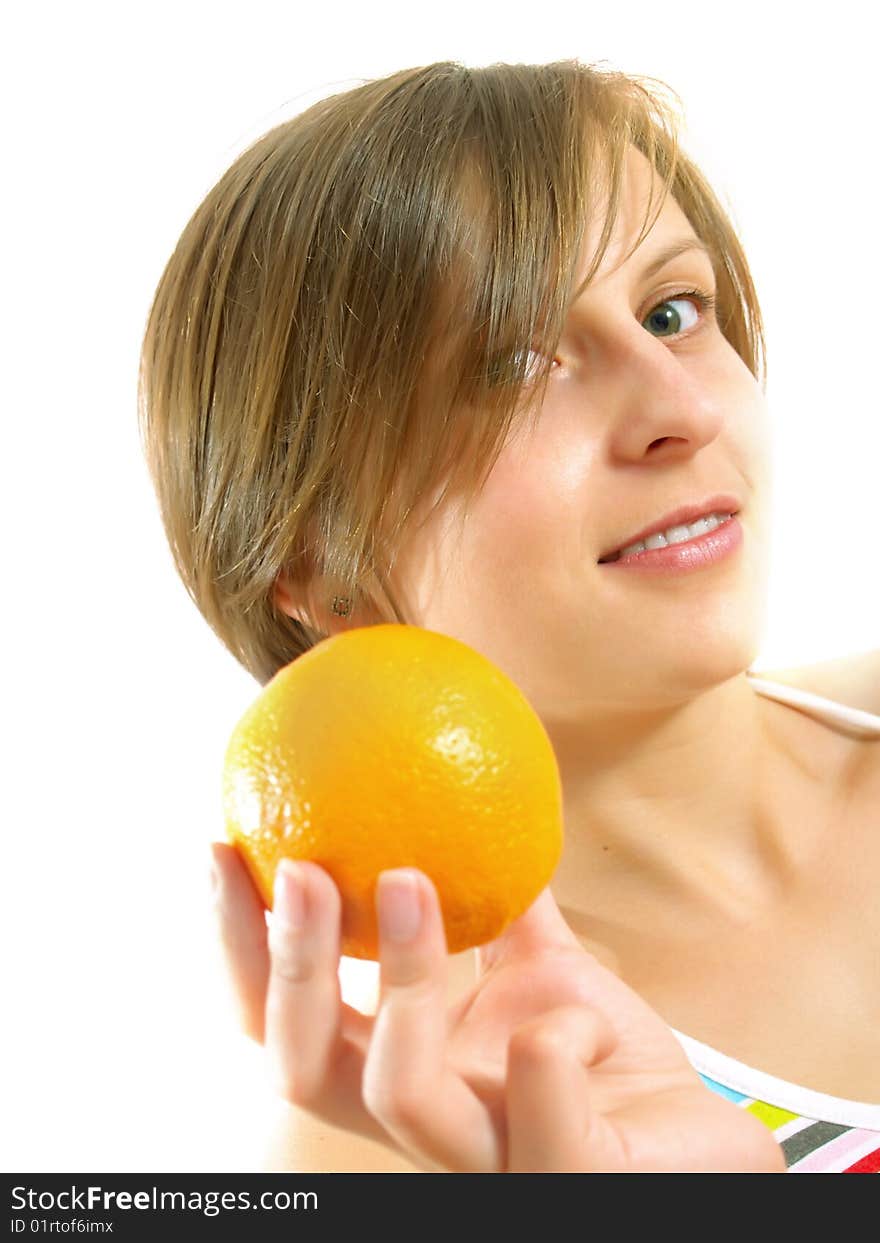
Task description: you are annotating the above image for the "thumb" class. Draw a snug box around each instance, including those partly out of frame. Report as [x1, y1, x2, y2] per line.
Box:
[478, 885, 581, 972]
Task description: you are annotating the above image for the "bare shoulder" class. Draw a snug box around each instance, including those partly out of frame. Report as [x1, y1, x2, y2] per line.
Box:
[752, 648, 880, 716]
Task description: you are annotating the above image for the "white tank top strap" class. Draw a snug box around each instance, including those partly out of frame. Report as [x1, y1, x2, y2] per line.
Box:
[745, 672, 880, 739]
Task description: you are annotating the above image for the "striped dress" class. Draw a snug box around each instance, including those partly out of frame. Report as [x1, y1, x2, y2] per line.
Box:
[669, 674, 880, 1173]
[671, 1028, 880, 1173]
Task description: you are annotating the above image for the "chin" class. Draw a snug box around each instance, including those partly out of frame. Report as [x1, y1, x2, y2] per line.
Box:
[595, 623, 762, 709]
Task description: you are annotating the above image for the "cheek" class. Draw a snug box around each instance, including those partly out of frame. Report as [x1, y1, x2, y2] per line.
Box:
[706, 345, 770, 483]
[471, 430, 597, 563]
[735, 385, 772, 496]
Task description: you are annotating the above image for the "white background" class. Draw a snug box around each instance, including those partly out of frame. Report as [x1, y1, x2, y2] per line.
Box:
[2, 0, 877, 1172]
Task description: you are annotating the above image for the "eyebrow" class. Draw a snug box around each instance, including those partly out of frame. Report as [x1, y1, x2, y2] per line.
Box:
[639, 237, 713, 279]
[568, 236, 713, 306]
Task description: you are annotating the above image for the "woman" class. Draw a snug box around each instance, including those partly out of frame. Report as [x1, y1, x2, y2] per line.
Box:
[139, 59, 880, 1172]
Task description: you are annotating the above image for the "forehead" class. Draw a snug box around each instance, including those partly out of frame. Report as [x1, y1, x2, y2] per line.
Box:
[576, 145, 699, 286]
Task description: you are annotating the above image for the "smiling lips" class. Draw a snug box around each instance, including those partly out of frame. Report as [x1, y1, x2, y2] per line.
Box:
[598, 512, 743, 575]
[597, 493, 742, 563]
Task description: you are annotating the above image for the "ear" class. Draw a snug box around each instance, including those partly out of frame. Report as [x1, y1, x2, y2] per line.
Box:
[273, 571, 332, 634]
[272, 570, 381, 637]
[272, 570, 309, 622]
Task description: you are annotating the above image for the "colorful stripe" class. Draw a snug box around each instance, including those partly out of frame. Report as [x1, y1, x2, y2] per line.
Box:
[697, 1073, 748, 1105]
[700, 1074, 880, 1173]
[788, 1126, 880, 1174]
[845, 1147, 880, 1174]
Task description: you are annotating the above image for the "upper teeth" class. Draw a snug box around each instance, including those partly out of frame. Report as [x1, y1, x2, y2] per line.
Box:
[613, 512, 733, 560]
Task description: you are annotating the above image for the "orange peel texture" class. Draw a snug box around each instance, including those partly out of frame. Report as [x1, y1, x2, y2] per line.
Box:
[223, 624, 564, 959]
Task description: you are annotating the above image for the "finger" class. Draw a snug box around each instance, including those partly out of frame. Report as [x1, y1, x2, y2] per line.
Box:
[478, 885, 581, 973]
[265, 859, 359, 1105]
[210, 841, 271, 1043]
[362, 870, 500, 1172]
[506, 1004, 620, 1173]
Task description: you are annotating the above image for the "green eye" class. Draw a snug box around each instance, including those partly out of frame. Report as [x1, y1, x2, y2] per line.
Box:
[642, 290, 717, 339]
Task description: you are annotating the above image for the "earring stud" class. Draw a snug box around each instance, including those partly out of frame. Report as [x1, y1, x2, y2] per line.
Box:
[330, 595, 352, 617]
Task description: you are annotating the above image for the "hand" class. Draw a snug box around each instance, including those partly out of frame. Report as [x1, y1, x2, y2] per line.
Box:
[210, 843, 786, 1172]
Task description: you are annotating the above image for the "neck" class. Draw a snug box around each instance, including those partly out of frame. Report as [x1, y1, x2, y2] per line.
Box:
[544, 672, 846, 926]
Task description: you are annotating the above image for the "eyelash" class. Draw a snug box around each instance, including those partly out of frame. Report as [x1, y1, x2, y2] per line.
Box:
[649, 286, 717, 336]
[536, 286, 718, 374]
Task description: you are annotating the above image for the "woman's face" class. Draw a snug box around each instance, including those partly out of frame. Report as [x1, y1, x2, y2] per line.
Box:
[388, 145, 772, 730]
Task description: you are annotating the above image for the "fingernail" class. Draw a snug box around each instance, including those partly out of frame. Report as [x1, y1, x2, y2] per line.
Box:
[377, 870, 423, 943]
[274, 860, 307, 930]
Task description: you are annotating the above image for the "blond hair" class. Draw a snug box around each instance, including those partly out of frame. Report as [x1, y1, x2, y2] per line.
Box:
[138, 59, 766, 686]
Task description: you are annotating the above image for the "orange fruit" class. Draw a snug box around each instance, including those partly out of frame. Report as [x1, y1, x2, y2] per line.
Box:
[222, 623, 563, 959]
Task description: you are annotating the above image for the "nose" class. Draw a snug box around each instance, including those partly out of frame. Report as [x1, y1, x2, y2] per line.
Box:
[600, 333, 724, 465]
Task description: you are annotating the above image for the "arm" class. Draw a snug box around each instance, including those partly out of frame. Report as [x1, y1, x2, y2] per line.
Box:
[263, 1102, 423, 1173]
